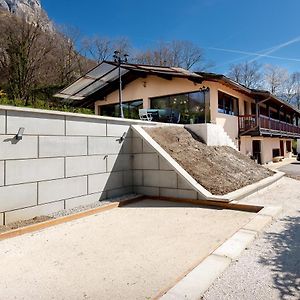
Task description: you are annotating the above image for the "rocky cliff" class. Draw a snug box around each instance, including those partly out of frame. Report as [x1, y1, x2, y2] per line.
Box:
[0, 0, 53, 31]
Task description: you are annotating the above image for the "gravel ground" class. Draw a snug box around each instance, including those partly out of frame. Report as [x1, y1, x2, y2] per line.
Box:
[203, 176, 300, 300]
[0, 194, 139, 233]
[0, 200, 254, 300]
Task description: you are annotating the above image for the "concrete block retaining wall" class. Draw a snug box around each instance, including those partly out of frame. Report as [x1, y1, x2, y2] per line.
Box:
[131, 129, 200, 200]
[0, 106, 159, 225]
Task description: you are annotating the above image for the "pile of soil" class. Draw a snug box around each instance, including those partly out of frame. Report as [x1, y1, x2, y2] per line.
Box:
[145, 126, 274, 195]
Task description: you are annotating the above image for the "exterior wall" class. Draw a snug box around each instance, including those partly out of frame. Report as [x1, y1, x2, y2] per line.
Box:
[95, 77, 254, 149]
[0, 106, 159, 225]
[240, 136, 293, 164]
[96, 76, 204, 113]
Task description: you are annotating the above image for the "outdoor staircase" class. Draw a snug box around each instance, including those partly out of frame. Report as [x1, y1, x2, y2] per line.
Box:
[184, 124, 238, 151]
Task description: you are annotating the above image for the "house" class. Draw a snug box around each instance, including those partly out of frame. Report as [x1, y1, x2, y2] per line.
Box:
[55, 61, 300, 164]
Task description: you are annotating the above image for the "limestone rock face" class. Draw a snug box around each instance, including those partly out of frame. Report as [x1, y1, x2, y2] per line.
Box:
[0, 0, 53, 31]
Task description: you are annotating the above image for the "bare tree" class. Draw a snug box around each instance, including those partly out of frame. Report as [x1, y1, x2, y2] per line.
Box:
[82, 36, 132, 63]
[291, 72, 300, 108]
[0, 14, 56, 102]
[52, 25, 89, 85]
[227, 61, 262, 89]
[263, 64, 289, 95]
[134, 40, 207, 70]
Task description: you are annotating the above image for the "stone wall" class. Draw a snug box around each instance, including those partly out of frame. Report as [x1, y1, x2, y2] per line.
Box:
[0, 106, 157, 225]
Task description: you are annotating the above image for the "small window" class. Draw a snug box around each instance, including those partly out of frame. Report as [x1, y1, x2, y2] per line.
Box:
[218, 91, 239, 116]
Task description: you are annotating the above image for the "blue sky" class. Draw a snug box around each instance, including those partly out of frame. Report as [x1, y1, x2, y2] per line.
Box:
[43, 0, 300, 74]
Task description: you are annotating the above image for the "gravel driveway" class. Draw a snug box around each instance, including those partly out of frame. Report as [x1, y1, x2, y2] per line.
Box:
[279, 161, 300, 180]
[203, 176, 300, 300]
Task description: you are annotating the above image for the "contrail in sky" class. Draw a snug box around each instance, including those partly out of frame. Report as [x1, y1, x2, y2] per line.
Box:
[207, 35, 300, 70]
[207, 36, 300, 70]
[248, 35, 300, 63]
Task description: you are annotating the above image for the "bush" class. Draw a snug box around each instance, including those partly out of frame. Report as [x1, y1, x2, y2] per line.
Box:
[0, 96, 94, 115]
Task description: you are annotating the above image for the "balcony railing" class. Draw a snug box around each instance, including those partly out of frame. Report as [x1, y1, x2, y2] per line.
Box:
[239, 114, 300, 135]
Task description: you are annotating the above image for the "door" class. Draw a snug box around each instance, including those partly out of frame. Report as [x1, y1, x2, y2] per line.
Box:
[280, 140, 284, 156]
[252, 140, 262, 164]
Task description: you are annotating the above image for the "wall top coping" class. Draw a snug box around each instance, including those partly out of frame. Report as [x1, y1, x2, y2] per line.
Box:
[0, 105, 160, 125]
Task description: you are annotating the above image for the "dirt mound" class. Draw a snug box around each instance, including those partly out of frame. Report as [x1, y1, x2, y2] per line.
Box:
[145, 126, 274, 195]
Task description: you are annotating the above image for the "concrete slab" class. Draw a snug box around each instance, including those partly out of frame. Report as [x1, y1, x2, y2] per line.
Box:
[243, 215, 273, 233]
[213, 229, 257, 260]
[160, 254, 231, 300]
[0, 199, 254, 300]
[258, 206, 283, 219]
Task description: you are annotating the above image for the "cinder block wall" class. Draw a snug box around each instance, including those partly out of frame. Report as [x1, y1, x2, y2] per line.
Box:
[0, 106, 157, 225]
[132, 130, 199, 200]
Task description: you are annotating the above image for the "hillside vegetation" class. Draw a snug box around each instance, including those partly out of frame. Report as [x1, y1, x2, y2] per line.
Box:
[0, 10, 95, 112]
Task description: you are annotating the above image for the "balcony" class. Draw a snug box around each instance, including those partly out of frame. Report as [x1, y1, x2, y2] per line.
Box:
[238, 114, 300, 138]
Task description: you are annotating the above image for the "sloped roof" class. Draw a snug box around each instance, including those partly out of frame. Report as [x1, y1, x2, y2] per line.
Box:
[54, 61, 203, 101]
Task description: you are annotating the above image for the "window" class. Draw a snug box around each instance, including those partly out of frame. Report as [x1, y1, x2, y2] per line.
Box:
[218, 91, 239, 116]
[101, 99, 143, 119]
[150, 90, 210, 124]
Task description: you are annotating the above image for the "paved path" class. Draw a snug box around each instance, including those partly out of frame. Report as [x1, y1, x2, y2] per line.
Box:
[203, 177, 300, 300]
[0, 200, 254, 300]
[278, 161, 300, 179]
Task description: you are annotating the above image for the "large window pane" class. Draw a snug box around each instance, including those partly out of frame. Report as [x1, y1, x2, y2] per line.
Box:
[100, 99, 143, 119]
[218, 91, 239, 116]
[150, 90, 210, 124]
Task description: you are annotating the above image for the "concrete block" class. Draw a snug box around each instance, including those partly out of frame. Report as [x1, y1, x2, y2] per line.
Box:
[5, 201, 64, 224]
[38, 176, 87, 204]
[0, 110, 5, 134]
[123, 170, 133, 186]
[161, 254, 231, 300]
[6, 158, 64, 185]
[143, 140, 156, 153]
[88, 173, 109, 194]
[0, 183, 37, 212]
[66, 155, 106, 177]
[66, 116, 106, 136]
[132, 137, 143, 153]
[143, 170, 177, 188]
[39, 136, 87, 158]
[65, 192, 106, 209]
[107, 186, 133, 199]
[0, 135, 38, 160]
[258, 206, 282, 219]
[107, 122, 131, 137]
[178, 175, 193, 190]
[121, 137, 132, 154]
[0, 161, 4, 186]
[160, 188, 197, 199]
[88, 172, 123, 194]
[107, 154, 132, 172]
[7, 111, 65, 135]
[88, 137, 126, 155]
[133, 153, 159, 170]
[134, 186, 159, 196]
[159, 156, 173, 171]
[213, 229, 257, 260]
[243, 215, 273, 232]
[133, 170, 143, 186]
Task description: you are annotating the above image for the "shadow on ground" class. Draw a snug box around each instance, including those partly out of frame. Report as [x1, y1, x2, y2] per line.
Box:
[121, 199, 223, 210]
[259, 213, 300, 300]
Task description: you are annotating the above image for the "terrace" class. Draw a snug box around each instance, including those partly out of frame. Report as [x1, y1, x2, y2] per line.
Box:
[239, 114, 300, 138]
